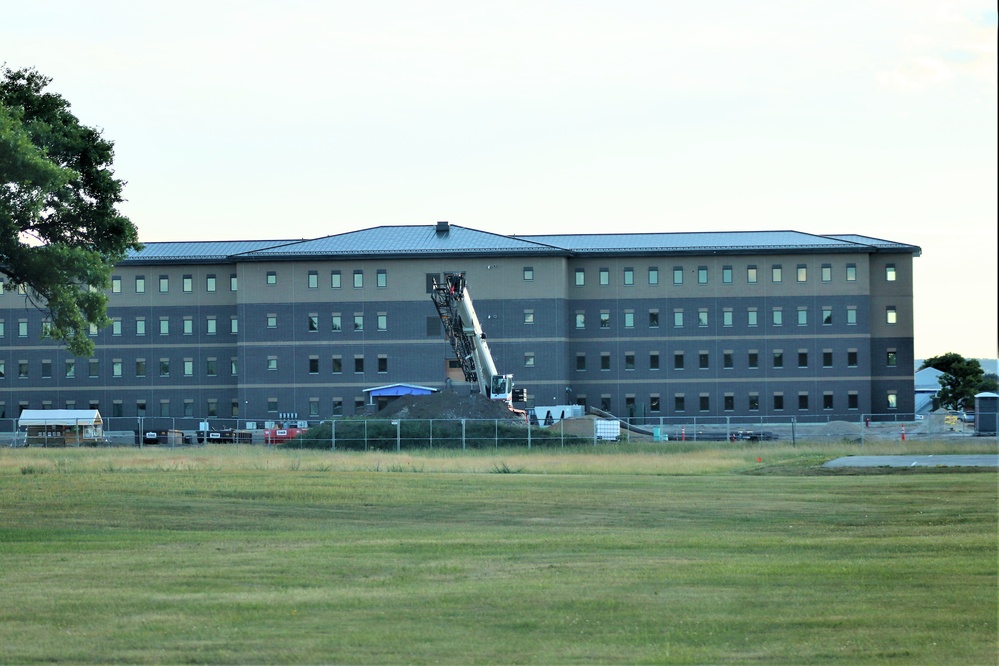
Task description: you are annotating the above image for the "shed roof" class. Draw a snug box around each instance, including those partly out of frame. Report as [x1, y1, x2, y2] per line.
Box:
[18, 410, 103, 427]
[363, 383, 439, 397]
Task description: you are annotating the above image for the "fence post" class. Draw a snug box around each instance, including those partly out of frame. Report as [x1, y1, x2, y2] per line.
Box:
[396, 420, 401, 452]
[495, 419, 498, 449]
[331, 419, 336, 451]
[527, 419, 531, 449]
[461, 419, 466, 451]
[364, 420, 368, 452]
[429, 419, 433, 450]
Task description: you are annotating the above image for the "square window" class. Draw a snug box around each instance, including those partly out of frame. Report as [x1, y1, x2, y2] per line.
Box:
[886, 306, 897, 324]
[524, 352, 535, 367]
[267, 315, 277, 328]
[523, 267, 534, 281]
[266, 271, 277, 285]
[524, 310, 534, 324]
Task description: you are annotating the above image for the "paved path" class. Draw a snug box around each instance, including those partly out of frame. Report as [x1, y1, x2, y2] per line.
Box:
[823, 454, 999, 468]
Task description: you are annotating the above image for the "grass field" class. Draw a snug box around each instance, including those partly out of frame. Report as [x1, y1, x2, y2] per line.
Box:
[1, 441, 996, 664]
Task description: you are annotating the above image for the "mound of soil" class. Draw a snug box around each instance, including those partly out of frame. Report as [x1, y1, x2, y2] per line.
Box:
[374, 390, 523, 421]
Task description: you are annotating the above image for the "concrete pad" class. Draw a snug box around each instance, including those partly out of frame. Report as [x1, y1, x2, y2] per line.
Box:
[823, 454, 999, 468]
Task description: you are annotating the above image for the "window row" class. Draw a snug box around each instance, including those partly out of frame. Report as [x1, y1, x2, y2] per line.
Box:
[105, 268, 391, 295]
[570, 263, 899, 287]
[588, 390, 900, 414]
[564, 348, 903, 372]
[572, 305, 898, 330]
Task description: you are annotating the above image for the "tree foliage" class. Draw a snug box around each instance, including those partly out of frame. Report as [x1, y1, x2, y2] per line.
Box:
[1, 66, 140, 356]
[919, 352, 988, 411]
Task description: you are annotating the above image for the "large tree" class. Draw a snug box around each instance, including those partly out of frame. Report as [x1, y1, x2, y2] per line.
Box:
[919, 352, 988, 411]
[0, 66, 140, 356]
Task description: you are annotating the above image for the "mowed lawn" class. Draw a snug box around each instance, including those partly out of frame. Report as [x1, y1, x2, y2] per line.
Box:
[0, 446, 996, 664]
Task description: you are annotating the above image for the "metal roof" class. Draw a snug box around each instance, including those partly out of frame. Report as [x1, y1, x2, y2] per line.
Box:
[118, 224, 920, 264]
[242, 225, 558, 258]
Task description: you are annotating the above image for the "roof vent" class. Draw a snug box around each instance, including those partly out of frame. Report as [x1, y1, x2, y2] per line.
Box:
[435, 221, 450, 234]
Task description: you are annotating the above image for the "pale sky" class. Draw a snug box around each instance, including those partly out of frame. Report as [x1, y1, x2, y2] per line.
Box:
[3, 1, 997, 360]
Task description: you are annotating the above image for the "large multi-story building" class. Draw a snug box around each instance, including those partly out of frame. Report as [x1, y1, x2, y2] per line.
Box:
[1, 221, 920, 424]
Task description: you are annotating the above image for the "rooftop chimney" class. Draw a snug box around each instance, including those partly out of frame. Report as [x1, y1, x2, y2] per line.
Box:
[435, 220, 450, 234]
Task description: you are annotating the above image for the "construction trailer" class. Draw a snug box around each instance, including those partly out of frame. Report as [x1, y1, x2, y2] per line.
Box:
[17, 410, 104, 447]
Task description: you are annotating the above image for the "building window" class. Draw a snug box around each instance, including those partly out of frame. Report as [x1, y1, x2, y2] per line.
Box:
[266, 357, 277, 371]
[266, 271, 277, 285]
[673, 310, 683, 328]
[575, 312, 585, 329]
[697, 266, 708, 284]
[774, 393, 784, 410]
[847, 307, 857, 325]
[354, 356, 364, 373]
[650, 395, 661, 413]
[599, 311, 610, 329]
[624, 311, 634, 328]
[111, 276, 121, 293]
[309, 356, 319, 374]
[623, 268, 634, 286]
[377, 313, 387, 331]
[624, 353, 635, 371]
[159, 275, 169, 293]
[699, 352, 709, 369]
[887, 392, 898, 410]
[674, 351, 684, 370]
[771, 265, 782, 283]
[378, 356, 388, 373]
[748, 393, 759, 411]
[18, 361, 28, 378]
[721, 265, 733, 284]
[135, 276, 145, 293]
[135, 359, 146, 377]
[886, 349, 897, 367]
[331, 270, 341, 289]
[308, 271, 319, 289]
[230, 359, 238, 376]
[699, 395, 710, 412]
[823, 350, 833, 367]
[772, 308, 783, 326]
[207, 274, 216, 292]
[207, 317, 217, 335]
[377, 269, 387, 288]
[183, 318, 193, 335]
[848, 392, 859, 410]
[576, 353, 586, 371]
[722, 309, 733, 327]
[674, 395, 685, 412]
[650, 352, 660, 370]
[822, 308, 832, 325]
[332, 314, 342, 332]
[160, 401, 170, 417]
[821, 264, 831, 282]
[773, 351, 784, 369]
[524, 352, 535, 367]
[112, 360, 123, 378]
[886, 306, 897, 324]
[523, 267, 534, 281]
[88, 359, 99, 378]
[111, 319, 122, 336]
[823, 393, 834, 410]
[206, 358, 217, 376]
[230, 317, 238, 334]
[724, 394, 734, 411]
[184, 359, 193, 377]
[182, 275, 193, 292]
[648, 267, 659, 285]
[354, 314, 364, 331]
[575, 268, 585, 286]
[798, 351, 808, 368]
[798, 393, 809, 410]
[796, 265, 807, 282]
[697, 309, 708, 327]
[648, 310, 659, 328]
[723, 351, 733, 369]
[184, 400, 193, 417]
[65, 359, 75, 378]
[797, 308, 807, 326]
[267, 314, 277, 328]
[230, 274, 238, 291]
[886, 264, 896, 281]
[353, 270, 363, 288]
[159, 318, 169, 335]
[524, 309, 534, 325]
[308, 314, 319, 332]
[747, 265, 757, 284]
[847, 350, 858, 367]
[748, 351, 759, 369]
[600, 353, 610, 371]
[332, 356, 342, 373]
[599, 268, 609, 286]
[18, 320, 27, 337]
[846, 263, 857, 281]
[673, 267, 683, 285]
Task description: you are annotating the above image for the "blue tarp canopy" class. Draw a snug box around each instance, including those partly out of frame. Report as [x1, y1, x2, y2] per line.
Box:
[363, 383, 438, 398]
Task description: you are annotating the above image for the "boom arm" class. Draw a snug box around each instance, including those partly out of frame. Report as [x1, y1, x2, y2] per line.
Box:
[431, 273, 513, 403]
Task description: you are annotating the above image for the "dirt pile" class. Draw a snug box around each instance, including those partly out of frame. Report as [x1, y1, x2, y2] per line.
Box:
[374, 390, 523, 421]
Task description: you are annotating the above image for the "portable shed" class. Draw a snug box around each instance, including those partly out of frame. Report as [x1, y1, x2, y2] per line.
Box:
[17, 410, 104, 446]
[363, 383, 438, 410]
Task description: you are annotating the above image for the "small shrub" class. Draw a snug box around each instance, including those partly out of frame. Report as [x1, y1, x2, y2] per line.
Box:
[20, 465, 45, 475]
[492, 461, 523, 474]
